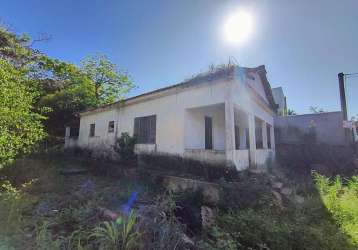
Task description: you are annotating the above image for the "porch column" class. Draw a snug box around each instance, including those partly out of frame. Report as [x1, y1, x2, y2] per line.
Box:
[262, 121, 268, 149]
[225, 101, 235, 165]
[248, 114, 257, 166]
[65, 126, 70, 148]
[270, 124, 276, 150]
[239, 127, 247, 149]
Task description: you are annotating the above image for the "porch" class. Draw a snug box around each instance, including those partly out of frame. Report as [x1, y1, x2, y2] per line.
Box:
[184, 102, 275, 170]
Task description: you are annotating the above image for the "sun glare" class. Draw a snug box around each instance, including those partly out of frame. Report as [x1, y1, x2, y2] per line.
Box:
[224, 10, 253, 45]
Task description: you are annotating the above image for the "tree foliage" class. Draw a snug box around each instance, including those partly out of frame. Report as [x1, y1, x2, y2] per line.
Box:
[0, 24, 134, 138]
[0, 23, 135, 163]
[287, 109, 297, 115]
[81, 54, 134, 104]
[0, 59, 46, 167]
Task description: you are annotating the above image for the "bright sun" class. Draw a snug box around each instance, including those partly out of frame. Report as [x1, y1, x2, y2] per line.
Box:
[224, 10, 253, 44]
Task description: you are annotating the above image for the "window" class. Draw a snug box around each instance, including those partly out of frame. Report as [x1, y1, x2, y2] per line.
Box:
[108, 121, 115, 133]
[267, 123, 272, 149]
[235, 125, 240, 150]
[70, 127, 79, 138]
[134, 115, 156, 144]
[205, 116, 213, 150]
[89, 123, 95, 137]
[255, 117, 263, 149]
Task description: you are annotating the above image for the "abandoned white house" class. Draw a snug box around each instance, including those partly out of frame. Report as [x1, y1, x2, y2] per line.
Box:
[65, 65, 278, 170]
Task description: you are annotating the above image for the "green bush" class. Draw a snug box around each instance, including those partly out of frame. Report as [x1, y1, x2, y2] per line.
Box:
[90, 211, 140, 250]
[314, 173, 358, 245]
[218, 172, 274, 211]
[113, 133, 137, 161]
[204, 207, 354, 250]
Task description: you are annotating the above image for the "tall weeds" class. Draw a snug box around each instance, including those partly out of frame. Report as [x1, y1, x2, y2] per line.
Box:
[314, 172, 358, 245]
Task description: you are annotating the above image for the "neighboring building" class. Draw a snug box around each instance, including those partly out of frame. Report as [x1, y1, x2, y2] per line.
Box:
[65, 65, 278, 170]
[272, 87, 287, 116]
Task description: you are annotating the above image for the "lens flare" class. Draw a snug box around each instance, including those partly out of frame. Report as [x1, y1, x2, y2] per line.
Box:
[224, 10, 253, 44]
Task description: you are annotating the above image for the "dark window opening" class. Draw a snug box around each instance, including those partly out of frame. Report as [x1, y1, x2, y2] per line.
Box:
[89, 123, 95, 137]
[255, 118, 263, 149]
[267, 123, 272, 149]
[108, 121, 115, 133]
[134, 115, 156, 144]
[205, 116, 213, 150]
[246, 128, 250, 149]
[235, 125, 240, 150]
[70, 127, 79, 138]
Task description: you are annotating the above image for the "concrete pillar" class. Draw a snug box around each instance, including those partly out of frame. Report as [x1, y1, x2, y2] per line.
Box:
[262, 121, 268, 149]
[65, 126, 71, 137]
[225, 101, 235, 164]
[270, 124, 275, 150]
[248, 114, 256, 166]
[239, 126, 247, 149]
[65, 126, 70, 148]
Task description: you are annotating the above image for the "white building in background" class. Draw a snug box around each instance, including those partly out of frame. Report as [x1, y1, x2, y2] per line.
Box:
[65, 65, 278, 170]
[272, 87, 287, 116]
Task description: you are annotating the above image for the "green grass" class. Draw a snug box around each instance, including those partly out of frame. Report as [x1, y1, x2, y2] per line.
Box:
[1, 149, 358, 250]
[201, 172, 358, 250]
[314, 173, 358, 246]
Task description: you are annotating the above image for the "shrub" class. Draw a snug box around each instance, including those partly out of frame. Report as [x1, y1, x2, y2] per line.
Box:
[0, 180, 29, 235]
[218, 172, 274, 211]
[314, 173, 358, 246]
[90, 211, 140, 250]
[113, 133, 137, 161]
[0, 59, 46, 168]
[276, 144, 357, 179]
[139, 192, 188, 250]
[205, 208, 354, 250]
[35, 221, 61, 250]
[199, 226, 238, 250]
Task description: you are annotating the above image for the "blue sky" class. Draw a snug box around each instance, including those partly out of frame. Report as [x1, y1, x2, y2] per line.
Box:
[1, 0, 358, 117]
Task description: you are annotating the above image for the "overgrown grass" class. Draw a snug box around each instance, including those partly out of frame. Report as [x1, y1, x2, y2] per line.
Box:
[314, 173, 358, 246]
[1, 148, 358, 250]
[201, 171, 358, 250]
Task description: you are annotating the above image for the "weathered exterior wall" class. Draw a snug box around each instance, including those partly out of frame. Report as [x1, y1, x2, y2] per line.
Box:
[74, 66, 276, 170]
[274, 111, 347, 146]
[233, 149, 249, 170]
[183, 149, 226, 164]
[78, 79, 231, 155]
[256, 149, 275, 166]
[78, 109, 118, 149]
[184, 104, 225, 150]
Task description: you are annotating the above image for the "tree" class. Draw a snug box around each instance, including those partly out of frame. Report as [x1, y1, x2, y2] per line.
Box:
[81, 54, 134, 104]
[0, 59, 46, 167]
[309, 106, 325, 114]
[287, 109, 297, 115]
[0, 25, 135, 139]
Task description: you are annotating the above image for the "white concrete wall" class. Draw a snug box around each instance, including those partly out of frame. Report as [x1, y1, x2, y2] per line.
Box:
[184, 104, 225, 150]
[256, 149, 275, 166]
[245, 71, 269, 104]
[183, 149, 226, 164]
[233, 149, 249, 170]
[76, 66, 276, 169]
[78, 109, 118, 149]
[79, 79, 232, 155]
